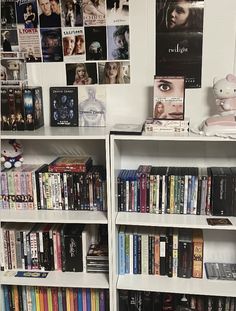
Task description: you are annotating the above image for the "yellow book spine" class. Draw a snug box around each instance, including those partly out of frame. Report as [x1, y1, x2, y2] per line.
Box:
[91, 288, 96, 311]
[66, 288, 71, 311]
[35, 287, 40, 311]
[47, 288, 53, 311]
[70, 288, 74, 311]
[13, 285, 19, 311]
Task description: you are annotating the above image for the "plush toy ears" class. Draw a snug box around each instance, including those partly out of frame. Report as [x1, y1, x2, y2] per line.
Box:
[226, 74, 236, 82]
[213, 77, 221, 84]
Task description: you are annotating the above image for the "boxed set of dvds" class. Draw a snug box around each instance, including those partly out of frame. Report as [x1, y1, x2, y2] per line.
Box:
[1, 86, 44, 131]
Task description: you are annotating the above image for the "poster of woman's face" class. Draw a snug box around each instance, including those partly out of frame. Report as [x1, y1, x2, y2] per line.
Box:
[153, 76, 185, 120]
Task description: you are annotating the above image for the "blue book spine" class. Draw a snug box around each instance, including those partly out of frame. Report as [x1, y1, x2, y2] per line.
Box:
[133, 233, 138, 274]
[58, 288, 63, 311]
[86, 288, 91, 311]
[118, 226, 125, 275]
[99, 289, 105, 311]
[78, 288, 83, 311]
[22, 286, 27, 311]
[125, 232, 130, 274]
[3, 286, 10, 311]
[31, 287, 36, 311]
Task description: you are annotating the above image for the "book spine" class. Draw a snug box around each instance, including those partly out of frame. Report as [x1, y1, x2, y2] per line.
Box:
[118, 227, 125, 275]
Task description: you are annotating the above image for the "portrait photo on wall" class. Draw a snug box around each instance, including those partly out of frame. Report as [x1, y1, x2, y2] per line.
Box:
[153, 76, 185, 120]
[40, 28, 63, 62]
[78, 85, 106, 127]
[82, 0, 106, 26]
[106, 0, 129, 25]
[61, 0, 83, 27]
[66, 62, 98, 85]
[62, 27, 85, 61]
[85, 26, 107, 61]
[15, 0, 38, 29]
[98, 61, 130, 84]
[1, 30, 19, 52]
[107, 25, 129, 60]
[18, 28, 42, 62]
[37, 0, 62, 28]
[1, 0, 17, 29]
[156, 0, 204, 88]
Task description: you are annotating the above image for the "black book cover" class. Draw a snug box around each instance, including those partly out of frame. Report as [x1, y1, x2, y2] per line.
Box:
[50, 87, 78, 127]
[33, 87, 44, 129]
[23, 88, 35, 130]
[1, 87, 10, 130]
[230, 167, 236, 216]
[62, 224, 85, 272]
[42, 224, 52, 271]
[167, 227, 173, 277]
[119, 290, 130, 311]
[14, 87, 25, 130]
[35, 164, 48, 210]
[160, 228, 167, 275]
[178, 228, 192, 278]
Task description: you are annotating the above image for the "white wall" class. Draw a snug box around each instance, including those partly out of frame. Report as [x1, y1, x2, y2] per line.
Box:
[27, 0, 236, 127]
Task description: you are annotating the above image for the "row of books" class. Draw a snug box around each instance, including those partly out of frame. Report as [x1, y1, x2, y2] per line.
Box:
[3, 286, 109, 311]
[144, 118, 190, 134]
[117, 166, 236, 216]
[118, 226, 203, 278]
[1, 86, 44, 131]
[119, 290, 235, 311]
[1, 223, 108, 273]
[1, 156, 107, 211]
[205, 262, 236, 281]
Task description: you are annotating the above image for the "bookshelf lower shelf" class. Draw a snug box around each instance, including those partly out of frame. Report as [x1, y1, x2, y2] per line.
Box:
[117, 275, 236, 297]
[0, 271, 109, 289]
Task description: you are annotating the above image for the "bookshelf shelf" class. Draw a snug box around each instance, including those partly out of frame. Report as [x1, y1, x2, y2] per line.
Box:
[0, 210, 108, 224]
[116, 212, 236, 230]
[117, 274, 236, 297]
[0, 271, 109, 289]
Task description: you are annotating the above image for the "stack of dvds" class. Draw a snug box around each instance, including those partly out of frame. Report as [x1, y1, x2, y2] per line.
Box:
[86, 243, 109, 273]
[144, 118, 189, 134]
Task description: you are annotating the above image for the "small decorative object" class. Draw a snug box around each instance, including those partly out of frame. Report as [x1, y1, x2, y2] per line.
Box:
[199, 74, 236, 136]
[1, 139, 23, 168]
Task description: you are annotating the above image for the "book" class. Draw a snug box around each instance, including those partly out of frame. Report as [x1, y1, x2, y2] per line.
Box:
[50, 87, 78, 127]
[48, 156, 92, 173]
[178, 228, 192, 278]
[110, 123, 143, 135]
[192, 229, 203, 278]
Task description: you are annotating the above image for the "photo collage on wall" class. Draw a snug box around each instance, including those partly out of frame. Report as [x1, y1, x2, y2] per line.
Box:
[1, 0, 130, 85]
[155, 0, 204, 88]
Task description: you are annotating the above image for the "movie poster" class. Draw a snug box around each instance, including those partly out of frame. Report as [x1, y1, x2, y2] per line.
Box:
[153, 76, 185, 120]
[1, 29, 19, 52]
[61, 0, 83, 27]
[82, 0, 106, 26]
[66, 62, 98, 85]
[1, 52, 27, 85]
[18, 28, 42, 62]
[62, 27, 85, 62]
[106, 0, 129, 25]
[107, 25, 129, 60]
[40, 28, 63, 62]
[78, 85, 106, 127]
[1, 0, 17, 29]
[85, 26, 107, 61]
[156, 0, 204, 88]
[98, 61, 130, 84]
[15, 0, 38, 29]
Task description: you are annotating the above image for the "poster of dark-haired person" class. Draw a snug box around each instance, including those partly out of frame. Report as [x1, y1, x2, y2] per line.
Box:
[85, 26, 107, 60]
[40, 28, 63, 62]
[156, 0, 204, 88]
[16, 0, 38, 29]
[1, 0, 17, 29]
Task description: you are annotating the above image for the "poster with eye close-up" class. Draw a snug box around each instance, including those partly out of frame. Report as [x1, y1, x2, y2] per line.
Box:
[156, 0, 204, 88]
[153, 76, 185, 120]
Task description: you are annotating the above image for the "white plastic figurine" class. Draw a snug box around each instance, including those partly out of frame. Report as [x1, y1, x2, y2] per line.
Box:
[200, 74, 236, 137]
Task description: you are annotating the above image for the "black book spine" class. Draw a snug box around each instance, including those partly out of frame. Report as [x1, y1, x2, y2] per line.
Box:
[167, 228, 173, 277]
[178, 240, 192, 278]
[160, 232, 166, 276]
[42, 231, 52, 271]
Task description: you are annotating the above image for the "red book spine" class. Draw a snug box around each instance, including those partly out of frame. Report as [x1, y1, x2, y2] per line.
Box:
[52, 287, 59, 311]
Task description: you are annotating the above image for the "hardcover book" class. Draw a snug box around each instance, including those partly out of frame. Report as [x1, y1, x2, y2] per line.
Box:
[50, 87, 78, 127]
[48, 156, 92, 173]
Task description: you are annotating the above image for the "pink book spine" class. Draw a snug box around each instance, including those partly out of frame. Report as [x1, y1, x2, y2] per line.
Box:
[43, 287, 49, 311]
[82, 288, 87, 310]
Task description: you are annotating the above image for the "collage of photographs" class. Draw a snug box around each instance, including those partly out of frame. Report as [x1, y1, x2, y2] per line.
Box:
[1, 0, 130, 85]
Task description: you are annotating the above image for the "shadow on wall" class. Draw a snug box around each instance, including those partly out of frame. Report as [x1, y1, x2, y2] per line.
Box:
[206, 86, 217, 116]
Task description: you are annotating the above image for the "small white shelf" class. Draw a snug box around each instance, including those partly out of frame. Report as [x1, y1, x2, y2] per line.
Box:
[0, 210, 108, 224]
[117, 274, 236, 297]
[1, 126, 110, 140]
[112, 132, 236, 142]
[0, 271, 109, 288]
[116, 212, 236, 230]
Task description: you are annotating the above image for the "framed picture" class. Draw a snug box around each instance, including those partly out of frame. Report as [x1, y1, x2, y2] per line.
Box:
[153, 76, 185, 120]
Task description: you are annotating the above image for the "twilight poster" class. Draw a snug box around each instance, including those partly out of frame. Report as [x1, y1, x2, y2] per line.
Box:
[156, 0, 204, 88]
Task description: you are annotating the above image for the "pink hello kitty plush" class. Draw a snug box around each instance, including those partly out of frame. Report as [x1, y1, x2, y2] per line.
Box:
[1, 140, 24, 168]
[213, 74, 236, 114]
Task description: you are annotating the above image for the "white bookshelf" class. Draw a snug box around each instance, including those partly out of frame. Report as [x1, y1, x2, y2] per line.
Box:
[0, 130, 112, 309]
[110, 135, 236, 311]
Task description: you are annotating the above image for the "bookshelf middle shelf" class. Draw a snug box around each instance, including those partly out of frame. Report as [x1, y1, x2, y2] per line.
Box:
[115, 212, 236, 230]
[0, 210, 108, 224]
